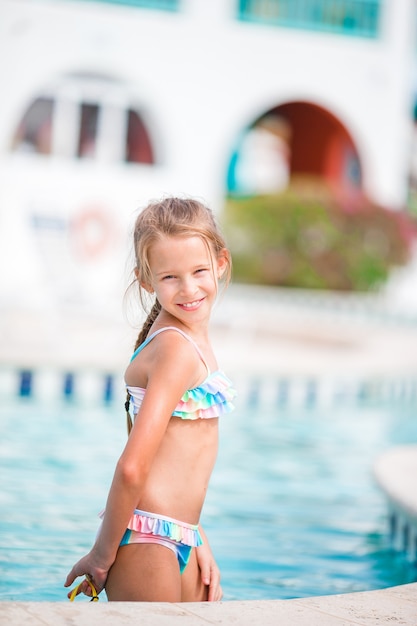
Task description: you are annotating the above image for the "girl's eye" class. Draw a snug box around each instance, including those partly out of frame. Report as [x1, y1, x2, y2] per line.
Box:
[195, 268, 208, 274]
[162, 275, 175, 280]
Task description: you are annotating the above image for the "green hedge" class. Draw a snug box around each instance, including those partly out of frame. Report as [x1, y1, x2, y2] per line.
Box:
[224, 183, 415, 291]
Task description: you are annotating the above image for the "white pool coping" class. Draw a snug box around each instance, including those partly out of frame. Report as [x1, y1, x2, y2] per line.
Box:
[374, 446, 417, 519]
[2, 583, 417, 625]
[374, 445, 417, 563]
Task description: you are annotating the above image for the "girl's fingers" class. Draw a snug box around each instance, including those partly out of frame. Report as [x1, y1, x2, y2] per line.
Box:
[68, 578, 97, 601]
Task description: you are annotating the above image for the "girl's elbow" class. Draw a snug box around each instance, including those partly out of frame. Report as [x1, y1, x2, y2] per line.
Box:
[116, 457, 148, 489]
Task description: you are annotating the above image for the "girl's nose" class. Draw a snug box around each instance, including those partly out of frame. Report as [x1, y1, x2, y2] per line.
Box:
[180, 276, 198, 296]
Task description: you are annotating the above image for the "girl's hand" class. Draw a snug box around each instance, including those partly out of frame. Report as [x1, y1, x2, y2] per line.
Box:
[195, 543, 223, 602]
[64, 551, 110, 599]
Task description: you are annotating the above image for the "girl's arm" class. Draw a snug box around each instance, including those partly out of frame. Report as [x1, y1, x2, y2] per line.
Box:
[65, 332, 201, 596]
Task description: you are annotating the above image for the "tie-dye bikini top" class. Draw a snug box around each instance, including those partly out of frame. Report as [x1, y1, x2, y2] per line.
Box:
[126, 326, 236, 420]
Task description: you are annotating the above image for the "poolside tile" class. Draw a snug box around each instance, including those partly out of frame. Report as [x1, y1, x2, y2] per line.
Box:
[180, 599, 356, 624]
[385, 582, 417, 602]
[294, 583, 417, 625]
[0, 601, 194, 626]
[1, 585, 417, 626]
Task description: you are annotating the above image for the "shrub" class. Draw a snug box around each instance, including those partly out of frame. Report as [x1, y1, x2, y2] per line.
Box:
[224, 180, 416, 291]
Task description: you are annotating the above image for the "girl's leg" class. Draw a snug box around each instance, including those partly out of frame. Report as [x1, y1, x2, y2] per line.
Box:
[105, 543, 182, 601]
[181, 548, 208, 602]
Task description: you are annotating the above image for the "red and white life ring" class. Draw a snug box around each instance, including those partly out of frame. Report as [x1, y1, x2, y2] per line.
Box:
[71, 207, 115, 260]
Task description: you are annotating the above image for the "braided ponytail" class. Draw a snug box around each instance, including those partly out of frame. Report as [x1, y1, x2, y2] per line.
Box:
[134, 299, 161, 351]
[125, 299, 161, 435]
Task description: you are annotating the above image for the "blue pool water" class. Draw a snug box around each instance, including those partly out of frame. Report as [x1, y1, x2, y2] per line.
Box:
[0, 393, 416, 602]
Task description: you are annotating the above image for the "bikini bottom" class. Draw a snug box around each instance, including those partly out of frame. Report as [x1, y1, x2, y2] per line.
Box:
[119, 508, 203, 574]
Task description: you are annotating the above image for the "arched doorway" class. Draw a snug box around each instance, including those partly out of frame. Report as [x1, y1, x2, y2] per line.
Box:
[227, 100, 362, 195]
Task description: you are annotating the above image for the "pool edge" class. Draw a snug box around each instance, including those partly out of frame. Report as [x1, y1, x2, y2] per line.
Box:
[1, 582, 417, 625]
[374, 445, 417, 562]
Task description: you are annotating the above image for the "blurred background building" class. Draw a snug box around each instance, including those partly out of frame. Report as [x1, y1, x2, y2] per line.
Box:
[0, 0, 417, 369]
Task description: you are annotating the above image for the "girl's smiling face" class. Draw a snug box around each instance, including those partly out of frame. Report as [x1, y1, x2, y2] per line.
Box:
[144, 235, 227, 325]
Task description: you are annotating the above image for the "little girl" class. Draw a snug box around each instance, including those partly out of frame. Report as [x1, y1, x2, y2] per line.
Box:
[65, 197, 236, 602]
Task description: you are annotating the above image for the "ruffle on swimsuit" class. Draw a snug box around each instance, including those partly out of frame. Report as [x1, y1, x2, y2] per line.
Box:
[99, 508, 202, 547]
[127, 370, 235, 420]
[126, 326, 237, 420]
[172, 370, 236, 419]
[126, 509, 203, 547]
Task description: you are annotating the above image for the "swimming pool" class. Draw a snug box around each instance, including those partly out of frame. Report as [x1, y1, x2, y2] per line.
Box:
[0, 390, 416, 602]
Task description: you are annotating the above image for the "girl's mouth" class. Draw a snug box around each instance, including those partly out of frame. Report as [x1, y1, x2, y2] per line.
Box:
[178, 299, 204, 311]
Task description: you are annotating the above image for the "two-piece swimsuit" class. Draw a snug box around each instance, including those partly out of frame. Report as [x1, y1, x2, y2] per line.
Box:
[102, 326, 236, 574]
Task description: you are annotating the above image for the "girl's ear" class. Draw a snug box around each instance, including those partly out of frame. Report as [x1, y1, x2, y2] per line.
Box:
[216, 249, 230, 279]
[141, 281, 154, 294]
[135, 268, 154, 293]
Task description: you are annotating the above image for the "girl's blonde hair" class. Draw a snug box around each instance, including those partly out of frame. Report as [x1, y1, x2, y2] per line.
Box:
[125, 196, 231, 433]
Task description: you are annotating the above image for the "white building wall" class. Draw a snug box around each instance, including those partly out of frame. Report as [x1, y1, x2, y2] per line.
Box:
[0, 0, 415, 313]
[0, 0, 415, 208]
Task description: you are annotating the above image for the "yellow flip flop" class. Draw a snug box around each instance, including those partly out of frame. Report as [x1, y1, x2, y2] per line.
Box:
[69, 575, 99, 602]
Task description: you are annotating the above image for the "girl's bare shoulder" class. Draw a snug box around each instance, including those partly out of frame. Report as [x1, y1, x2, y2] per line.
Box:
[126, 327, 205, 390]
